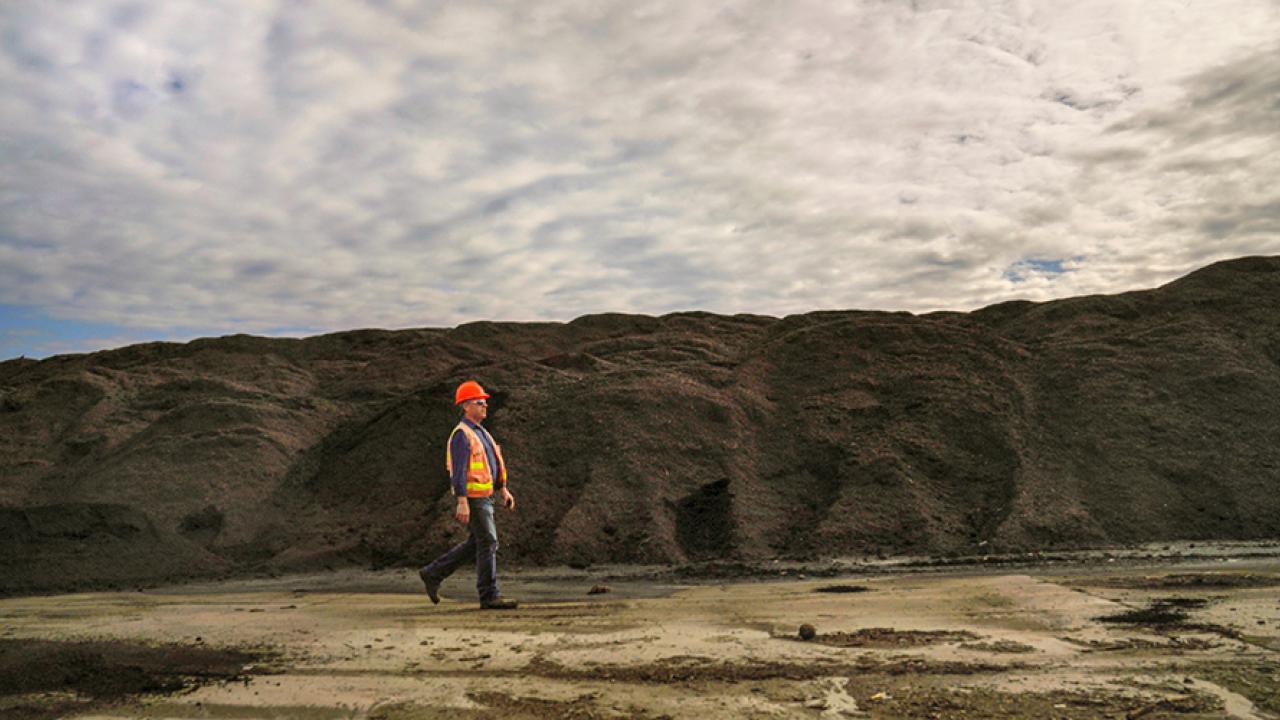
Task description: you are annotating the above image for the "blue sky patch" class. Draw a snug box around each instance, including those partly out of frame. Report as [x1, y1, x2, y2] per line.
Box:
[0, 303, 333, 361]
[1003, 257, 1080, 284]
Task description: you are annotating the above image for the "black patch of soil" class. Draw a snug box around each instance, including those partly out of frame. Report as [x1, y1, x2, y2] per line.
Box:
[0, 638, 264, 720]
[808, 627, 980, 648]
[521, 654, 1004, 684]
[370, 692, 666, 720]
[844, 681, 1223, 720]
[1095, 597, 1243, 640]
[1062, 636, 1218, 652]
[1097, 598, 1205, 626]
[960, 639, 1038, 654]
[813, 584, 870, 593]
[1082, 573, 1280, 590]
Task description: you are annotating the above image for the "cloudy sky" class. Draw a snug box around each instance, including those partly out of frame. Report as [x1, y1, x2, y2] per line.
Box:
[3, 1, 1279, 359]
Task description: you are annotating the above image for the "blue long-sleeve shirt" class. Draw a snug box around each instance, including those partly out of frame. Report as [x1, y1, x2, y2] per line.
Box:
[448, 418, 502, 497]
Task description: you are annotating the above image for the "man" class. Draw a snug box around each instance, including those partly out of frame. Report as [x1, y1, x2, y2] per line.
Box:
[419, 380, 518, 610]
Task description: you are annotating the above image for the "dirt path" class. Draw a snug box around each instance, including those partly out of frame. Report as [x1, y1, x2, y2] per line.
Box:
[2, 561, 1278, 719]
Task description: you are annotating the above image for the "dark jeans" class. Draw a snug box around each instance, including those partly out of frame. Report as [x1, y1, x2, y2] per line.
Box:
[421, 496, 500, 602]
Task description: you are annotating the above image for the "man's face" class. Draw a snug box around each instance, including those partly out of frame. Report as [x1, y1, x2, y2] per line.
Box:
[463, 398, 488, 423]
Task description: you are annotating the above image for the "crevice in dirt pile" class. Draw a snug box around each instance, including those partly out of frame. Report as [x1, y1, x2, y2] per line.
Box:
[675, 477, 736, 560]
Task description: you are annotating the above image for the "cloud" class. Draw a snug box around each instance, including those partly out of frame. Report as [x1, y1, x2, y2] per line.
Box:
[2, 0, 1280, 359]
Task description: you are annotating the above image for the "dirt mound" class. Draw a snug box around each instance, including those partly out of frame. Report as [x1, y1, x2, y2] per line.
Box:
[0, 503, 227, 595]
[2, 256, 1280, 593]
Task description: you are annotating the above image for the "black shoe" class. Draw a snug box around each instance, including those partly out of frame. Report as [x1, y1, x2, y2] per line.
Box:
[419, 569, 440, 605]
[480, 597, 517, 610]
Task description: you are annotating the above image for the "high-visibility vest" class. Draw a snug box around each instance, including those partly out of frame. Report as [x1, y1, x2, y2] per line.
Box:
[446, 422, 508, 498]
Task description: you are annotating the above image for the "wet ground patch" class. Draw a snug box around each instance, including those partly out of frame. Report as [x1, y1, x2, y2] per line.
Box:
[0, 638, 264, 720]
[807, 627, 980, 648]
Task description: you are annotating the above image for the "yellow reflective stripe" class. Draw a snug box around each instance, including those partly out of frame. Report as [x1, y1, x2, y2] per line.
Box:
[469, 461, 486, 470]
[445, 427, 461, 468]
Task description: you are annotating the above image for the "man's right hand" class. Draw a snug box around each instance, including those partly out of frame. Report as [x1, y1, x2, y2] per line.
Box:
[454, 497, 470, 525]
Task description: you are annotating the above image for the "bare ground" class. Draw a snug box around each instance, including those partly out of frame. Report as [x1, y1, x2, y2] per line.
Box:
[2, 556, 1278, 719]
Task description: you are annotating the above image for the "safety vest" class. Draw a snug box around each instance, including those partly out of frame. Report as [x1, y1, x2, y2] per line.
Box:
[446, 422, 508, 498]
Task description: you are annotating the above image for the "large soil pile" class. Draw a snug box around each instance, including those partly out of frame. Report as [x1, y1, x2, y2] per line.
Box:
[2, 256, 1278, 593]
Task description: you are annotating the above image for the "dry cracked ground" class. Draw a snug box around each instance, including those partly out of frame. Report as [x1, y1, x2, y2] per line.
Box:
[2, 559, 1279, 720]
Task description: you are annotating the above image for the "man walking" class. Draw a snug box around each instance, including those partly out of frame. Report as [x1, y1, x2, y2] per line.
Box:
[419, 380, 518, 610]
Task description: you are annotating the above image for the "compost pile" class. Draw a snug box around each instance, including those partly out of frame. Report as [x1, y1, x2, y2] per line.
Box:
[2, 256, 1278, 593]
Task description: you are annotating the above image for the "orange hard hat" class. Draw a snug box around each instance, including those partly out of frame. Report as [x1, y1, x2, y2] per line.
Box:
[454, 380, 489, 405]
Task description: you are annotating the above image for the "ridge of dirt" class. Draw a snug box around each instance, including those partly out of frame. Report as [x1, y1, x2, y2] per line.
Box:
[3, 255, 1280, 593]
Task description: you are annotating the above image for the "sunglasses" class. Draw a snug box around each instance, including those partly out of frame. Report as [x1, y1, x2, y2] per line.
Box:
[469, 400, 488, 407]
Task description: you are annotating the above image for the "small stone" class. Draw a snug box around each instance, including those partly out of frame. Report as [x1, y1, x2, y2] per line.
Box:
[588, 584, 610, 595]
[798, 624, 817, 641]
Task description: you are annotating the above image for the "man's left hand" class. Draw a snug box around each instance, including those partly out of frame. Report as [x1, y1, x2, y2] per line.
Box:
[500, 487, 516, 511]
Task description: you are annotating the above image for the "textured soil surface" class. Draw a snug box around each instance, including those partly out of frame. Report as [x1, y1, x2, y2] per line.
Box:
[2, 255, 1280, 593]
[0, 639, 261, 720]
[2, 559, 1277, 719]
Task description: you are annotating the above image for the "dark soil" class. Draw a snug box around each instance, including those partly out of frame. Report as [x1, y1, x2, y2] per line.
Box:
[1062, 636, 1219, 653]
[369, 692, 667, 720]
[1193, 661, 1280, 715]
[1098, 599, 1206, 625]
[1095, 598, 1244, 641]
[958, 639, 1038, 653]
[521, 654, 1006, 684]
[813, 584, 871, 593]
[806, 627, 981, 648]
[4, 255, 1280, 594]
[843, 681, 1224, 720]
[0, 638, 263, 720]
[1076, 573, 1280, 590]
